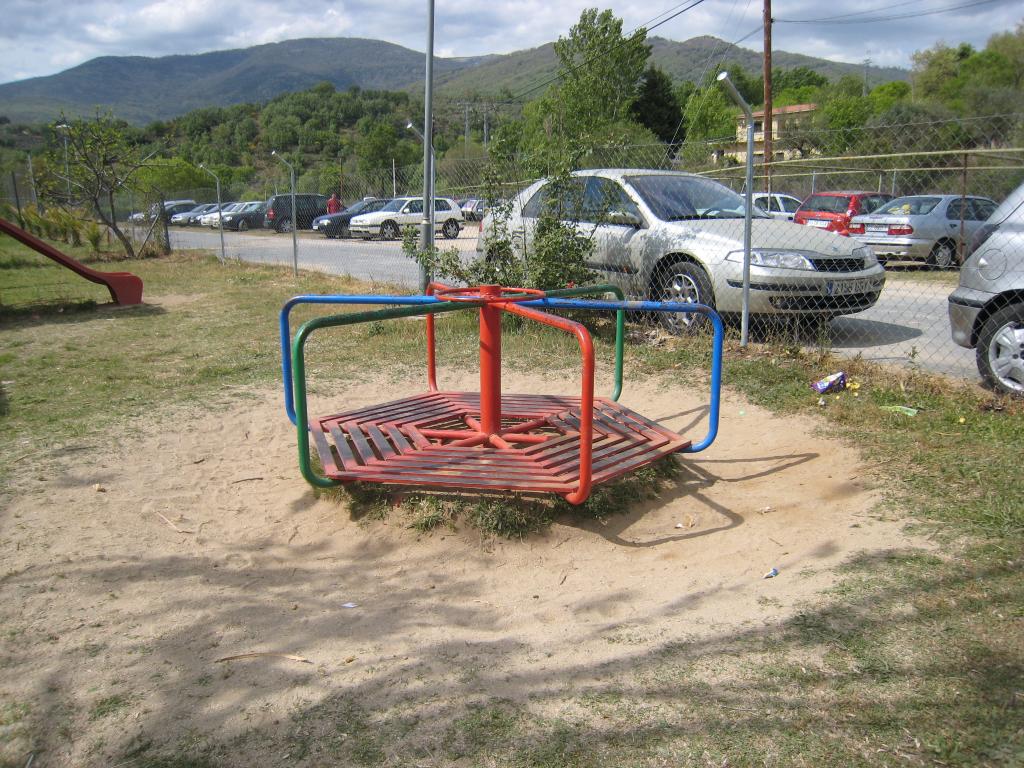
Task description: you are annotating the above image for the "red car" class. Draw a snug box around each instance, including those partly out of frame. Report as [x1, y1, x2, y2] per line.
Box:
[794, 191, 894, 236]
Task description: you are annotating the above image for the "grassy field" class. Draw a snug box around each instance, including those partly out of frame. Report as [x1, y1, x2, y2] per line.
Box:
[1, 238, 1022, 767]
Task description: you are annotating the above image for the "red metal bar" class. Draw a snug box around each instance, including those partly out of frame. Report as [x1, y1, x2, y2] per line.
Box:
[478, 285, 503, 435]
[424, 281, 453, 392]
[499, 301, 595, 504]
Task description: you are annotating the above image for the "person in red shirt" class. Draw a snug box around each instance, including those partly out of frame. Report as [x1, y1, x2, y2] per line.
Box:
[327, 193, 342, 214]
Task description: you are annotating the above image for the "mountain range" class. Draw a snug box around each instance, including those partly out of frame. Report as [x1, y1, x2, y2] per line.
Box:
[0, 36, 908, 126]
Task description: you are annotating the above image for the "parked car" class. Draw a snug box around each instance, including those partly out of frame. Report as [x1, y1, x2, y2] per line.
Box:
[479, 169, 885, 331]
[350, 197, 464, 240]
[263, 193, 329, 232]
[462, 199, 489, 222]
[171, 203, 217, 226]
[220, 201, 265, 231]
[312, 198, 388, 238]
[752, 192, 803, 221]
[199, 202, 240, 227]
[849, 194, 998, 269]
[794, 191, 893, 236]
[948, 181, 1024, 395]
[147, 199, 196, 222]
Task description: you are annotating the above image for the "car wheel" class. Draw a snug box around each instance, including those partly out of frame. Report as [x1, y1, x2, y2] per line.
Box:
[238, 220, 249, 232]
[442, 219, 460, 239]
[655, 259, 715, 334]
[277, 217, 293, 233]
[976, 302, 1024, 396]
[381, 221, 400, 241]
[929, 239, 957, 269]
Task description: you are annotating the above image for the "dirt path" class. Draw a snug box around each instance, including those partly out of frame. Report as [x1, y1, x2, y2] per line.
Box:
[0, 373, 919, 766]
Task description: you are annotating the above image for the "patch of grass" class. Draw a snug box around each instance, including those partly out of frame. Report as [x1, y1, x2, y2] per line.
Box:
[89, 694, 132, 721]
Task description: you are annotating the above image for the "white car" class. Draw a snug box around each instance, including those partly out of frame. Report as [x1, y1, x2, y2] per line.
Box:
[350, 197, 464, 240]
[752, 192, 803, 221]
[479, 169, 885, 330]
[199, 203, 240, 227]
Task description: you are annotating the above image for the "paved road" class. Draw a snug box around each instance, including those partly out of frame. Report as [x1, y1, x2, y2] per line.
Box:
[170, 226, 975, 381]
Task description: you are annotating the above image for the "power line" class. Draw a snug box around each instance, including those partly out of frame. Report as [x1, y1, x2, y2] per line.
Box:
[777, 0, 1006, 24]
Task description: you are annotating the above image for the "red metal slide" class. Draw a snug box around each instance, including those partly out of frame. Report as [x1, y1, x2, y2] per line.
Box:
[0, 217, 143, 305]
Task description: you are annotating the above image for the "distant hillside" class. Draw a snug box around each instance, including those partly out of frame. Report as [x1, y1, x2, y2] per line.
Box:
[0, 38, 489, 125]
[0, 35, 907, 125]
[435, 35, 908, 99]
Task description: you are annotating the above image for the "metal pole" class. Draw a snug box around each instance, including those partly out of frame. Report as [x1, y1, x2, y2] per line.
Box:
[290, 167, 298, 276]
[958, 152, 968, 264]
[272, 150, 298, 277]
[762, 0, 773, 195]
[392, 158, 397, 197]
[718, 71, 754, 347]
[419, 0, 436, 293]
[200, 164, 225, 263]
[26, 156, 37, 206]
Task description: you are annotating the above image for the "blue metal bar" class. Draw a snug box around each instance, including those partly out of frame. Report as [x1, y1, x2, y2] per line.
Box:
[279, 294, 446, 425]
[520, 298, 723, 454]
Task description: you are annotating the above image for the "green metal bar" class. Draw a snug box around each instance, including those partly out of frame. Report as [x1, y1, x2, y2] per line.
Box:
[292, 301, 471, 489]
[542, 284, 626, 401]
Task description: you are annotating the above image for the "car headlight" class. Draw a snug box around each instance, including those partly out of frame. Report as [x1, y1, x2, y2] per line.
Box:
[223, 216, 233, 221]
[853, 245, 877, 268]
[726, 249, 815, 270]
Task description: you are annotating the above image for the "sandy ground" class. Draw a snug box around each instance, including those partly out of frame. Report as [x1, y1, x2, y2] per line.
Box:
[0, 371, 921, 766]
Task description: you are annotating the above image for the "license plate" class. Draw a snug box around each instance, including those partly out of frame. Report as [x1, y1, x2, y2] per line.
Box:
[827, 278, 876, 296]
[807, 219, 829, 228]
[867, 225, 887, 232]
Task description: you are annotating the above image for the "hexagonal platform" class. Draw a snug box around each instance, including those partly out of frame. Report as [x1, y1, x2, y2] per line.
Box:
[310, 391, 691, 494]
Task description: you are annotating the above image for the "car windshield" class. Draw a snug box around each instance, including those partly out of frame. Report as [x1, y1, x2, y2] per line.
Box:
[624, 174, 759, 220]
[878, 196, 941, 216]
[344, 200, 375, 215]
[380, 199, 408, 212]
[803, 194, 851, 213]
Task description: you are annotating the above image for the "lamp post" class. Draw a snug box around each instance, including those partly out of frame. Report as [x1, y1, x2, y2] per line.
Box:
[717, 71, 754, 348]
[198, 163, 225, 263]
[416, 0, 436, 293]
[272, 150, 298, 277]
[55, 123, 71, 201]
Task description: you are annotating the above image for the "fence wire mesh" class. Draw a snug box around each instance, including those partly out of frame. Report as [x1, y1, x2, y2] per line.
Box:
[6, 112, 1021, 393]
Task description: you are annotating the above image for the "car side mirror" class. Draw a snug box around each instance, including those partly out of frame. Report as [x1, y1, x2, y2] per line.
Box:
[605, 210, 642, 228]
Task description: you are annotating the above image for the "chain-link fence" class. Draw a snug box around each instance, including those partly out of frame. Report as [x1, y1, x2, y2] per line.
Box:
[10, 112, 1015, 392]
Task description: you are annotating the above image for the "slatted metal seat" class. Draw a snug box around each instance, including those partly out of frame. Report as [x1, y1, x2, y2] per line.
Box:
[311, 392, 690, 494]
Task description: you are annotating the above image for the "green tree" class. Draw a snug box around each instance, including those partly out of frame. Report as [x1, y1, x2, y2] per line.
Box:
[868, 81, 911, 114]
[772, 66, 828, 94]
[631, 66, 683, 144]
[46, 113, 149, 258]
[551, 8, 651, 134]
[682, 87, 735, 143]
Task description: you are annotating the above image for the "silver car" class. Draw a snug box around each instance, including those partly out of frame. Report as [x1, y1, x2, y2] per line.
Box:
[948, 182, 1024, 395]
[481, 169, 885, 329]
[850, 194, 997, 269]
[752, 192, 803, 221]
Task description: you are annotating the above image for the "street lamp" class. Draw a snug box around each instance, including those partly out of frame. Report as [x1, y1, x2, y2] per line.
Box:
[717, 71, 754, 347]
[198, 163, 225, 264]
[272, 150, 298, 277]
[407, 121, 435, 292]
[55, 123, 70, 200]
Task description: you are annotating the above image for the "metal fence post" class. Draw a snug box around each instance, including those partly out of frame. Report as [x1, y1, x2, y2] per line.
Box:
[718, 71, 754, 348]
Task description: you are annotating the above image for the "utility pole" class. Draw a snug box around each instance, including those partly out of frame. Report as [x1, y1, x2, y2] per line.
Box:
[462, 101, 471, 156]
[862, 58, 871, 97]
[762, 0, 773, 194]
[483, 107, 490, 150]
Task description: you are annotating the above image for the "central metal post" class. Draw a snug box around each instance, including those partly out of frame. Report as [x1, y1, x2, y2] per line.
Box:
[478, 285, 503, 435]
[418, 0, 436, 293]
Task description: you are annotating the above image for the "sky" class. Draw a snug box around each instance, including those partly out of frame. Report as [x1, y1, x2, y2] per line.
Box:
[0, 0, 1020, 85]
